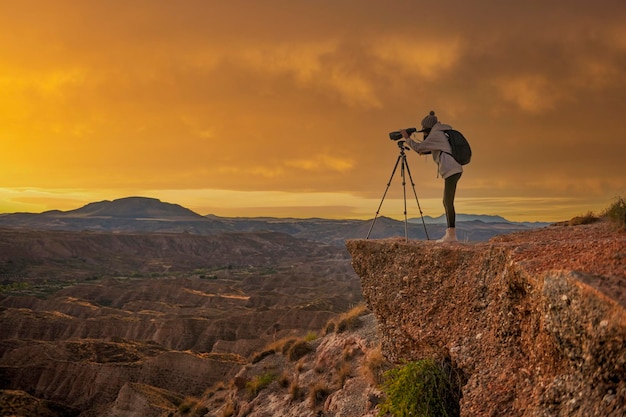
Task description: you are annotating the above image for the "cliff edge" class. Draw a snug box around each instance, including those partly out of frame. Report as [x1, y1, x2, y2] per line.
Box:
[347, 221, 625, 416]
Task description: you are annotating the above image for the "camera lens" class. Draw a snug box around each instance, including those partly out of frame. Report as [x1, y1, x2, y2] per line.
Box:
[389, 131, 403, 141]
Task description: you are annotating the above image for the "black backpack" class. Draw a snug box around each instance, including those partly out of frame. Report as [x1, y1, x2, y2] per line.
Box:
[444, 129, 472, 165]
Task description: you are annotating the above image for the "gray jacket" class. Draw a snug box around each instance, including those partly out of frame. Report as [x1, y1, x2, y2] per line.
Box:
[405, 122, 463, 179]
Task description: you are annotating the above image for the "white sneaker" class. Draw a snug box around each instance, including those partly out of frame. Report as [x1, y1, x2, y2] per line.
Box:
[436, 227, 457, 243]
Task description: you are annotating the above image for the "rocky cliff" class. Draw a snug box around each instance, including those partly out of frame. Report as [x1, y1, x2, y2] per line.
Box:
[347, 220, 625, 416]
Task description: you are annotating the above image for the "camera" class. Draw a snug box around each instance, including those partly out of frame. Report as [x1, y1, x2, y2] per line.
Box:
[389, 127, 417, 141]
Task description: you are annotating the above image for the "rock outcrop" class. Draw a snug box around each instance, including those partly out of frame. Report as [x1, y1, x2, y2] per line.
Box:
[347, 221, 625, 416]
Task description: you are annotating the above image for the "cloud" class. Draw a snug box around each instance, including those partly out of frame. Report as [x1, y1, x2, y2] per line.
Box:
[0, 1, 625, 220]
[493, 75, 563, 113]
[371, 36, 462, 80]
[285, 154, 354, 173]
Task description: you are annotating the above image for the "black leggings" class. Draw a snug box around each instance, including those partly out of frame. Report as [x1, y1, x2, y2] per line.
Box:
[444, 173, 462, 228]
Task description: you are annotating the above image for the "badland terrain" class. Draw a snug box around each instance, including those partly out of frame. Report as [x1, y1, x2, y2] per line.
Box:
[2, 197, 622, 416]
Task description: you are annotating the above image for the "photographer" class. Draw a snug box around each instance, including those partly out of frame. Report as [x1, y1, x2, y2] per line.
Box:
[400, 110, 462, 243]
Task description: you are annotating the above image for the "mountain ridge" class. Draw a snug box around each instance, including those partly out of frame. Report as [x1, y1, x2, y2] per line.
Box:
[0, 196, 551, 243]
[415, 213, 548, 227]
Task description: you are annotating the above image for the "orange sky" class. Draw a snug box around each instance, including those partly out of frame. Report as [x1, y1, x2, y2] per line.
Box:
[1, 1, 625, 221]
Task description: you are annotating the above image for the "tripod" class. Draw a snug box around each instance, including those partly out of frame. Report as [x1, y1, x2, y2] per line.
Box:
[366, 140, 430, 242]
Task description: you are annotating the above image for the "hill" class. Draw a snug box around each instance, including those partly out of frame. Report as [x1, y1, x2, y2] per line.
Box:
[60, 196, 206, 220]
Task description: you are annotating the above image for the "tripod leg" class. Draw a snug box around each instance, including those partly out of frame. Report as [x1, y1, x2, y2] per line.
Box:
[403, 156, 430, 240]
[366, 154, 403, 239]
[401, 155, 408, 242]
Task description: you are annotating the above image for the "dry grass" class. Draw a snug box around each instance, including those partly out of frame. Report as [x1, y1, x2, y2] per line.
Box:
[567, 198, 626, 230]
[602, 196, 626, 230]
[177, 397, 197, 414]
[334, 362, 352, 388]
[249, 336, 295, 363]
[203, 381, 227, 398]
[278, 371, 291, 388]
[361, 344, 391, 386]
[308, 382, 331, 408]
[286, 339, 313, 361]
[342, 344, 362, 361]
[245, 371, 275, 397]
[569, 211, 599, 226]
[325, 303, 368, 334]
[289, 379, 304, 401]
[249, 348, 275, 364]
[295, 358, 306, 373]
[220, 400, 235, 417]
[313, 362, 326, 374]
[323, 320, 337, 335]
[177, 396, 209, 416]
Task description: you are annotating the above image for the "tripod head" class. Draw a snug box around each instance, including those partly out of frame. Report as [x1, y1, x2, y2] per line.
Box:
[396, 140, 410, 153]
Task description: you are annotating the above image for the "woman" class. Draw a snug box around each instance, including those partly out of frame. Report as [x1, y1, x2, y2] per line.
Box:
[401, 110, 462, 242]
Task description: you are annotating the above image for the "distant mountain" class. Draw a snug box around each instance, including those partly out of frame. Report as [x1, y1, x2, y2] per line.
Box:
[57, 196, 206, 220]
[419, 213, 508, 223]
[414, 213, 550, 228]
[0, 196, 552, 243]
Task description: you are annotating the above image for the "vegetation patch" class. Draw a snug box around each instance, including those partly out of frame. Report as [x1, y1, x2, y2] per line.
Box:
[362, 345, 391, 386]
[286, 339, 313, 361]
[289, 380, 304, 401]
[325, 303, 369, 334]
[308, 382, 331, 408]
[378, 358, 463, 417]
[220, 400, 235, 417]
[250, 348, 276, 364]
[569, 211, 599, 226]
[245, 371, 276, 397]
[603, 196, 626, 230]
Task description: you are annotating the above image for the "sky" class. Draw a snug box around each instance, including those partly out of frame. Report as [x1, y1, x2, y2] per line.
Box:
[1, 0, 625, 222]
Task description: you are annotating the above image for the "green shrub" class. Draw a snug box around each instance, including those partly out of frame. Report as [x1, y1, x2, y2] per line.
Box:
[378, 359, 461, 417]
[246, 371, 275, 396]
[603, 196, 626, 230]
